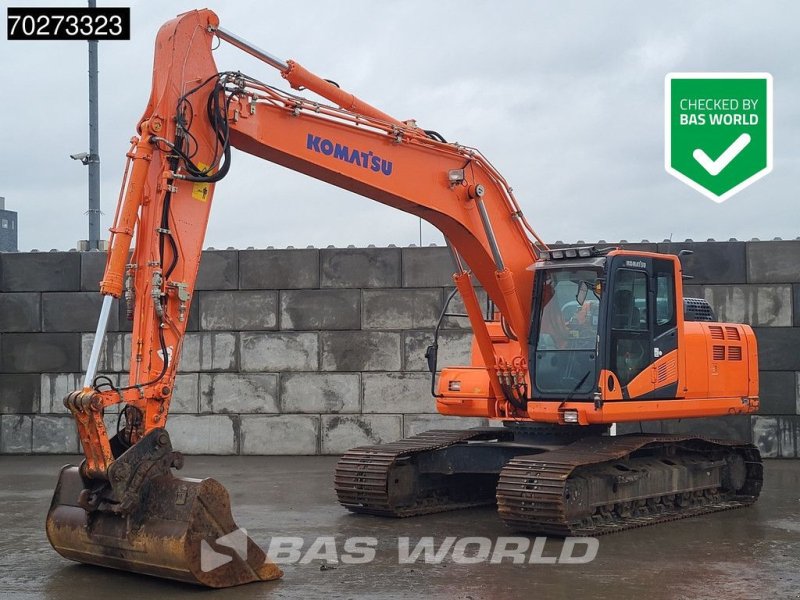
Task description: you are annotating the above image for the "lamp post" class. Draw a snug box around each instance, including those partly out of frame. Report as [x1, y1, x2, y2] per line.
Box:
[72, 0, 101, 250]
[87, 0, 101, 250]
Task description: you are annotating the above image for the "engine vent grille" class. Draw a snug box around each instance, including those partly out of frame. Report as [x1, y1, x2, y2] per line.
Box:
[725, 326, 741, 340]
[713, 345, 725, 360]
[728, 346, 743, 361]
[685, 298, 716, 322]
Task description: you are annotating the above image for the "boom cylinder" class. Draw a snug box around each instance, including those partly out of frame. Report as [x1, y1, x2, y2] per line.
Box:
[100, 133, 152, 298]
[214, 26, 289, 71]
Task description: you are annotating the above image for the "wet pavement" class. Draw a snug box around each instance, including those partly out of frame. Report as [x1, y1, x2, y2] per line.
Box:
[0, 455, 798, 600]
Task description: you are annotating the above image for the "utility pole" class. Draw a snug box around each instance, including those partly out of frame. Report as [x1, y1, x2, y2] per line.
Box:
[87, 0, 101, 249]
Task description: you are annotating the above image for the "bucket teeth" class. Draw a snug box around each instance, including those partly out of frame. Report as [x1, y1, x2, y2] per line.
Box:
[46, 429, 282, 588]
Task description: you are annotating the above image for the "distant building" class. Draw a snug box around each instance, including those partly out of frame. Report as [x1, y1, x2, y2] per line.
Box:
[0, 197, 19, 252]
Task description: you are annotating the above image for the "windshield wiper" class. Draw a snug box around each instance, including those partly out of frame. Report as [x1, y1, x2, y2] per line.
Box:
[565, 370, 591, 402]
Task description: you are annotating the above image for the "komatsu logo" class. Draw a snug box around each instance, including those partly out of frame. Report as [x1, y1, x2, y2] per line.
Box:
[306, 134, 393, 176]
[624, 260, 647, 269]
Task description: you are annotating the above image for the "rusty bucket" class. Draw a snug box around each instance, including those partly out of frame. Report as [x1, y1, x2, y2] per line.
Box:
[46, 430, 282, 588]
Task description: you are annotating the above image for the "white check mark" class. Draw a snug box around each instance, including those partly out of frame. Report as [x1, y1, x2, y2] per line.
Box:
[692, 133, 751, 176]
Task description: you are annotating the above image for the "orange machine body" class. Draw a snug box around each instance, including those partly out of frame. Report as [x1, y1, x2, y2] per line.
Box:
[437, 250, 759, 425]
[68, 9, 758, 481]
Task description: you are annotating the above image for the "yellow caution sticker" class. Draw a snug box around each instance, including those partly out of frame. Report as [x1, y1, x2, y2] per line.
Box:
[191, 163, 212, 202]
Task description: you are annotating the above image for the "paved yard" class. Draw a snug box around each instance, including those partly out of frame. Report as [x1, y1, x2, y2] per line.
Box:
[0, 456, 798, 599]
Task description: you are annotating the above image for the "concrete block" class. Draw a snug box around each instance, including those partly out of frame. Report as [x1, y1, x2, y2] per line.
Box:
[0, 415, 32, 453]
[752, 416, 777, 457]
[321, 248, 401, 288]
[117, 299, 132, 333]
[753, 328, 800, 371]
[404, 330, 473, 372]
[0, 374, 40, 414]
[199, 373, 279, 414]
[758, 371, 797, 415]
[657, 241, 746, 284]
[239, 249, 319, 290]
[185, 298, 200, 332]
[42, 292, 119, 333]
[362, 289, 442, 329]
[401, 247, 455, 287]
[166, 414, 238, 455]
[32, 415, 79, 453]
[240, 415, 319, 455]
[41, 373, 83, 413]
[321, 414, 402, 454]
[0, 252, 81, 292]
[80, 251, 106, 292]
[403, 414, 489, 437]
[616, 242, 660, 253]
[1, 332, 81, 373]
[199, 290, 277, 331]
[179, 332, 238, 372]
[797, 373, 800, 415]
[197, 250, 238, 290]
[362, 372, 436, 414]
[682, 285, 791, 327]
[170, 373, 199, 414]
[81, 332, 130, 372]
[443, 286, 486, 329]
[240, 332, 318, 372]
[776, 416, 800, 457]
[321, 331, 401, 371]
[281, 289, 360, 330]
[101, 412, 117, 442]
[747, 241, 800, 284]
[795, 284, 800, 328]
[0, 293, 41, 332]
[280, 372, 360, 413]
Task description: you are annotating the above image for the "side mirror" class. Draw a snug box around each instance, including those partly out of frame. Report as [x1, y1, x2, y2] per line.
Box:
[576, 281, 589, 306]
[424, 344, 438, 374]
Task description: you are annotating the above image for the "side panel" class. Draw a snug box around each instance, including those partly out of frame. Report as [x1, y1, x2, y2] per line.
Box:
[689, 322, 751, 400]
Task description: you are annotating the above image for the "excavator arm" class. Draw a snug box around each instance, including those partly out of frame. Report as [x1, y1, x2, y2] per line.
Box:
[49, 9, 546, 586]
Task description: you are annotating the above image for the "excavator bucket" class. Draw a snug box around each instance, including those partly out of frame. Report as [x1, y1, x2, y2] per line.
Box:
[46, 430, 281, 588]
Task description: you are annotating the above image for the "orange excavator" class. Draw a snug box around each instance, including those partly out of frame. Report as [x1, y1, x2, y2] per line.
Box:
[46, 8, 762, 588]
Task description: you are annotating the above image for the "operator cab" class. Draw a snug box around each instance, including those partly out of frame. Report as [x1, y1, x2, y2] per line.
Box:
[529, 246, 679, 402]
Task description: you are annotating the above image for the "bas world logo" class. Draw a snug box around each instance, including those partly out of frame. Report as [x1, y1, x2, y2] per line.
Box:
[200, 533, 600, 571]
[200, 528, 249, 572]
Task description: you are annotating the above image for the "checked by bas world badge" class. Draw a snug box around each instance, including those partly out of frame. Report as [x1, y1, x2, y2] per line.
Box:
[665, 73, 773, 203]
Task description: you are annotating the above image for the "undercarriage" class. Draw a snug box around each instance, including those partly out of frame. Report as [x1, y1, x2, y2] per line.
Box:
[335, 425, 763, 534]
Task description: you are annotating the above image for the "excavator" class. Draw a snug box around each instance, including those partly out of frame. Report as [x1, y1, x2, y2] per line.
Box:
[46, 8, 762, 588]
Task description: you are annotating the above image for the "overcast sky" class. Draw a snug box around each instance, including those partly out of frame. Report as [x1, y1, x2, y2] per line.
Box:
[1, 0, 798, 251]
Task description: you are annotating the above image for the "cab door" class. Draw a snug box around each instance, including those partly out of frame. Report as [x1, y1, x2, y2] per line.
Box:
[604, 256, 678, 399]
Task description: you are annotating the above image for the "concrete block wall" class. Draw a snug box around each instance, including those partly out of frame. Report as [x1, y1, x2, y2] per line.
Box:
[1, 241, 799, 457]
[0, 246, 485, 456]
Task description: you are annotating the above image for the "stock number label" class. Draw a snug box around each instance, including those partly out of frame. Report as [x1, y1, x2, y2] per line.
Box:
[7, 7, 130, 40]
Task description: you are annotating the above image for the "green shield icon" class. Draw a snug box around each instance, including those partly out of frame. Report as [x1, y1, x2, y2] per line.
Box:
[665, 73, 772, 203]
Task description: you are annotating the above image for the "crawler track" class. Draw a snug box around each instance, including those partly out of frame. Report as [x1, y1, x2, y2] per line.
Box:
[335, 428, 515, 517]
[496, 434, 763, 535]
